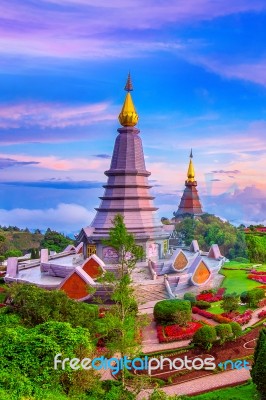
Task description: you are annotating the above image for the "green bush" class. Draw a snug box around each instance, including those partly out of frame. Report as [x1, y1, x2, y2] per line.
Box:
[233, 257, 249, 263]
[183, 292, 196, 305]
[7, 283, 98, 329]
[240, 291, 249, 304]
[154, 299, 191, 326]
[194, 300, 211, 309]
[243, 288, 265, 307]
[193, 325, 217, 350]
[215, 323, 232, 344]
[230, 322, 242, 338]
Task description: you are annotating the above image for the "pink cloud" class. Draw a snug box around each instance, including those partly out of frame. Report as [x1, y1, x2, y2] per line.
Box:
[0, 0, 264, 59]
[191, 57, 266, 87]
[0, 101, 116, 129]
[0, 152, 110, 172]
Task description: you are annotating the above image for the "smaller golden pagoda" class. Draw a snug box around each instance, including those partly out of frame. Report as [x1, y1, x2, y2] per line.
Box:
[118, 73, 139, 127]
[174, 149, 203, 217]
[186, 149, 195, 183]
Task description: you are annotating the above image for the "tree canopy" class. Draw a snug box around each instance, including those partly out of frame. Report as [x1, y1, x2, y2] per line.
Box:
[174, 214, 248, 259]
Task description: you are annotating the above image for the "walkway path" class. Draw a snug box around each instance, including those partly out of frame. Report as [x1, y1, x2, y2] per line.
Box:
[141, 315, 190, 353]
[242, 306, 266, 329]
[137, 368, 250, 399]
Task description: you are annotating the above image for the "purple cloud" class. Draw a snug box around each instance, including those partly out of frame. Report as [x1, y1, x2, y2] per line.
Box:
[0, 157, 39, 169]
[94, 154, 111, 159]
[3, 179, 103, 189]
[0, 0, 264, 60]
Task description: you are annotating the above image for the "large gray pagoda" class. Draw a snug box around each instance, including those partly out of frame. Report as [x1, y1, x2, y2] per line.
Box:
[77, 75, 169, 262]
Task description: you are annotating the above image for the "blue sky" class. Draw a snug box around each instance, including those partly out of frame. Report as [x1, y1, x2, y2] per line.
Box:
[0, 0, 266, 234]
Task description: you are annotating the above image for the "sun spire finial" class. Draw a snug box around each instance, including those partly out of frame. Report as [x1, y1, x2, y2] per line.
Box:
[124, 72, 133, 92]
[118, 73, 138, 127]
[187, 150, 195, 183]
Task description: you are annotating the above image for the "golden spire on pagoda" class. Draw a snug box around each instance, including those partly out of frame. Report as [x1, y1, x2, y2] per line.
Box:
[186, 149, 195, 183]
[118, 73, 139, 127]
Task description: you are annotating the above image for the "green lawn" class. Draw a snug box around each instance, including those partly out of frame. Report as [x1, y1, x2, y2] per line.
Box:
[186, 382, 259, 400]
[209, 301, 248, 315]
[224, 261, 253, 269]
[224, 261, 266, 272]
[220, 268, 264, 295]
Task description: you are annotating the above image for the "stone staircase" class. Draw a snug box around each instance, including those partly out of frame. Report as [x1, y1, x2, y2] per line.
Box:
[133, 282, 168, 304]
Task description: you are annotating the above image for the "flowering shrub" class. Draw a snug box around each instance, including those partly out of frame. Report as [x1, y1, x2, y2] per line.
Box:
[258, 298, 266, 307]
[157, 321, 202, 343]
[99, 307, 108, 318]
[258, 310, 266, 319]
[221, 309, 252, 325]
[232, 310, 252, 325]
[217, 288, 226, 296]
[196, 288, 225, 303]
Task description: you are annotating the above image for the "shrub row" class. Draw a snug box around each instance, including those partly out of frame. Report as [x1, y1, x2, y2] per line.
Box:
[192, 306, 232, 323]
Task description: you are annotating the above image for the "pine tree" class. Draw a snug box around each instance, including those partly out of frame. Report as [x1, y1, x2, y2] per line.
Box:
[251, 327, 266, 399]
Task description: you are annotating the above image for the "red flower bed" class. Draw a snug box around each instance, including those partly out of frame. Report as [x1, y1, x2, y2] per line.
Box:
[192, 307, 231, 323]
[233, 310, 252, 325]
[157, 322, 202, 343]
[221, 309, 252, 325]
[258, 285, 266, 290]
[250, 270, 266, 275]
[258, 310, 266, 319]
[196, 288, 225, 303]
[248, 274, 266, 284]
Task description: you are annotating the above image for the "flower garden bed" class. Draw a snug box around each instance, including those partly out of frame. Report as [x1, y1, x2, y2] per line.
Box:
[157, 321, 202, 343]
[196, 288, 225, 302]
[192, 306, 231, 323]
[248, 274, 266, 284]
[250, 270, 266, 275]
[221, 309, 253, 325]
[258, 310, 266, 319]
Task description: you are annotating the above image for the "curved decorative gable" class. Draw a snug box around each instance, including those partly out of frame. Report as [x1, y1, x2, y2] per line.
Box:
[191, 260, 211, 285]
[81, 254, 105, 279]
[173, 250, 189, 271]
[60, 271, 92, 300]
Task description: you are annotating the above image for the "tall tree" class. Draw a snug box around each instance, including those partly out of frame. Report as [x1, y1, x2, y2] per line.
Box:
[251, 327, 266, 399]
[101, 214, 145, 388]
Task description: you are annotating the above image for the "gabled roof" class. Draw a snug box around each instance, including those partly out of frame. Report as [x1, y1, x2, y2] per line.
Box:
[189, 240, 200, 253]
[208, 244, 222, 260]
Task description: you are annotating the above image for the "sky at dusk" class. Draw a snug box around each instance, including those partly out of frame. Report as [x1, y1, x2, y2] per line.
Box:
[0, 0, 266, 234]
